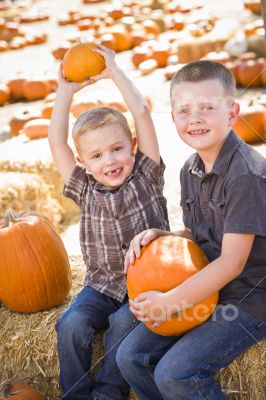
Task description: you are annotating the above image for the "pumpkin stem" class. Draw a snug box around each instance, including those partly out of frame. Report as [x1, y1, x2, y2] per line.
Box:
[0, 379, 12, 397]
[4, 209, 17, 227]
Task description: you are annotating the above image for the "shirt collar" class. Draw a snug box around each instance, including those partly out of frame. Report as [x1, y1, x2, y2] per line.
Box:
[189, 130, 242, 178]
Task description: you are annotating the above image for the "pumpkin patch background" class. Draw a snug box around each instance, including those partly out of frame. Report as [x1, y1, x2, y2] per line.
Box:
[0, 0, 265, 399]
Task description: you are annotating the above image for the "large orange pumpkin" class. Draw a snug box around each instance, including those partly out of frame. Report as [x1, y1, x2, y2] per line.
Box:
[0, 380, 44, 400]
[127, 235, 218, 336]
[0, 210, 72, 313]
[62, 43, 105, 82]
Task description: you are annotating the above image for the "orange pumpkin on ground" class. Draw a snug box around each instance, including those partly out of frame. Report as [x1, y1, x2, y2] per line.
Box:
[0, 380, 44, 400]
[99, 33, 117, 51]
[0, 210, 71, 313]
[52, 42, 71, 60]
[41, 101, 54, 119]
[138, 59, 158, 75]
[109, 25, 133, 52]
[9, 107, 41, 136]
[131, 46, 152, 67]
[21, 118, 50, 139]
[23, 80, 51, 101]
[70, 98, 102, 118]
[233, 101, 265, 143]
[127, 236, 218, 336]
[0, 83, 10, 106]
[7, 78, 27, 100]
[63, 43, 105, 82]
[237, 59, 262, 88]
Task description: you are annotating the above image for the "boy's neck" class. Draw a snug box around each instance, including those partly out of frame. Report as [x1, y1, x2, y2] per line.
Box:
[198, 132, 231, 174]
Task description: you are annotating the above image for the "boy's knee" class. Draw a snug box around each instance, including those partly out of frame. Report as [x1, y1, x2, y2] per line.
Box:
[108, 304, 137, 336]
[56, 310, 93, 341]
[116, 340, 133, 371]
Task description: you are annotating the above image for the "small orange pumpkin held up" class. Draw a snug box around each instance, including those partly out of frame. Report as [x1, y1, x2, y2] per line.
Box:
[62, 43, 106, 82]
[0, 380, 45, 400]
[0, 210, 72, 313]
[127, 236, 218, 336]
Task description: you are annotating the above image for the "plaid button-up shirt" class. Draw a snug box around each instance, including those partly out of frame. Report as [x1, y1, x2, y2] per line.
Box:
[63, 150, 170, 302]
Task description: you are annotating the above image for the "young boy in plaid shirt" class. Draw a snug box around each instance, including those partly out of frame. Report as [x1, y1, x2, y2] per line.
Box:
[48, 45, 169, 400]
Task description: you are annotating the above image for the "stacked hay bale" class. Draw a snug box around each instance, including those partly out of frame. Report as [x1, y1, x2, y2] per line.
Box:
[0, 256, 265, 400]
[0, 256, 137, 400]
[0, 172, 63, 226]
[0, 134, 79, 226]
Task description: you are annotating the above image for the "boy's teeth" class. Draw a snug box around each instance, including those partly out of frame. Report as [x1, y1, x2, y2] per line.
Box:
[106, 168, 121, 176]
[190, 129, 208, 135]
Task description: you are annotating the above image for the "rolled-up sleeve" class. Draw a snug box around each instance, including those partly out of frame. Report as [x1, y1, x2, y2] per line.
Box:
[63, 164, 88, 207]
[224, 174, 266, 236]
[137, 150, 166, 189]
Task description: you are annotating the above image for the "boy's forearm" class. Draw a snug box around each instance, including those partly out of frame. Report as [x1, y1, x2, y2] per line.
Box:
[110, 66, 148, 117]
[163, 255, 243, 315]
[48, 87, 73, 145]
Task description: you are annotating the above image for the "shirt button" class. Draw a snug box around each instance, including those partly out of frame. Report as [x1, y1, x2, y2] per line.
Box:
[201, 182, 207, 189]
[121, 243, 127, 250]
[202, 201, 208, 209]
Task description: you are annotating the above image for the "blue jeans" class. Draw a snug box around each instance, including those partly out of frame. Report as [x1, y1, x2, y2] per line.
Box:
[116, 305, 266, 400]
[55, 286, 138, 400]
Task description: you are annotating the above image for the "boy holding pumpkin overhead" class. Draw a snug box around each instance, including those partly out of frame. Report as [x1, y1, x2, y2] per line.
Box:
[117, 60, 266, 399]
[48, 45, 169, 400]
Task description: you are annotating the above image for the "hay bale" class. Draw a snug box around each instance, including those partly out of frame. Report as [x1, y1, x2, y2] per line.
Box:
[0, 256, 137, 400]
[0, 135, 79, 224]
[0, 171, 63, 226]
[0, 256, 265, 400]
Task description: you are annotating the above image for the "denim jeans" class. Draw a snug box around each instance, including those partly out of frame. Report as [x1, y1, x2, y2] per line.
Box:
[116, 305, 266, 400]
[55, 286, 138, 400]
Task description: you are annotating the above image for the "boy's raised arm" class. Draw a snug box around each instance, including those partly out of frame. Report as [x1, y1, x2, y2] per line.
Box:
[48, 66, 92, 183]
[93, 46, 160, 164]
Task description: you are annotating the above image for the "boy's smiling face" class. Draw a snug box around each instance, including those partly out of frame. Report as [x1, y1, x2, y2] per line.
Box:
[171, 79, 239, 160]
[77, 123, 136, 189]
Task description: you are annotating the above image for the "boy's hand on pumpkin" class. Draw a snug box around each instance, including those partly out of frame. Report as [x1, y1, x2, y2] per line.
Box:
[129, 291, 168, 325]
[91, 45, 118, 81]
[124, 229, 162, 274]
[57, 64, 95, 95]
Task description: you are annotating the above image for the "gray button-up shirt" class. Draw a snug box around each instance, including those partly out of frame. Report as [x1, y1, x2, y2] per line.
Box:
[180, 131, 266, 320]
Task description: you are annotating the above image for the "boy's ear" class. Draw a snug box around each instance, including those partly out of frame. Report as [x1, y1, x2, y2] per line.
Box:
[228, 102, 240, 127]
[171, 111, 175, 123]
[76, 155, 83, 164]
[76, 155, 90, 171]
[131, 137, 137, 151]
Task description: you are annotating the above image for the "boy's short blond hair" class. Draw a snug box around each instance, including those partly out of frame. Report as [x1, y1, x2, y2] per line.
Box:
[72, 106, 132, 148]
[170, 60, 236, 99]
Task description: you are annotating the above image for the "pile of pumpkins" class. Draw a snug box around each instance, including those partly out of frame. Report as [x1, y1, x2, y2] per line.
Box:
[164, 50, 266, 88]
[52, 0, 218, 62]
[0, 77, 57, 107]
[0, 19, 47, 52]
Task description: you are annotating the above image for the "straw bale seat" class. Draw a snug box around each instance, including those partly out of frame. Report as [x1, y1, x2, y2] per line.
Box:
[0, 256, 265, 400]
